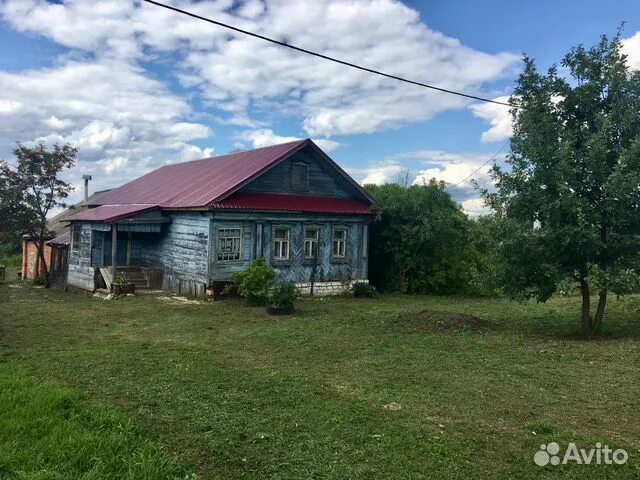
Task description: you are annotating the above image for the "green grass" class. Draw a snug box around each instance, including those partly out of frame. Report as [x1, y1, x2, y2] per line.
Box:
[1, 283, 640, 478]
[0, 362, 192, 479]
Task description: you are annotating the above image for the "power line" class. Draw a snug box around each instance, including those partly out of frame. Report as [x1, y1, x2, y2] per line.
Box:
[141, 0, 517, 108]
[448, 140, 509, 188]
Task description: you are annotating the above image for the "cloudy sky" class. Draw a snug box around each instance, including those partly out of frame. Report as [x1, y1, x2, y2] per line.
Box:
[1, 0, 639, 216]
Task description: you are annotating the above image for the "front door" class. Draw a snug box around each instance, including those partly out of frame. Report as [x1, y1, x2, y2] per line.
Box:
[104, 231, 131, 266]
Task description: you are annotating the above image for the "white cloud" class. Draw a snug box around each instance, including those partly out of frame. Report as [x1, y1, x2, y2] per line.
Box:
[0, 57, 213, 204]
[1, 0, 520, 138]
[238, 129, 341, 152]
[351, 149, 506, 215]
[460, 198, 490, 217]
[469, 96, 513, 143]
[100, 156, 128, 175]
[622, 31, 640, 71]
[353, 163, 406, 185]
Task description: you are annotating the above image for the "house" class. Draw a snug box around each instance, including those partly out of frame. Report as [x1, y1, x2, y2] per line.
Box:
[66, 139, 377, 296]
[21, 190, 110, 285]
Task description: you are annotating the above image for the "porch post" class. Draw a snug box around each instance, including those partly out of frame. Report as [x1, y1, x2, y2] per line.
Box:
[111, 223, 117, 280]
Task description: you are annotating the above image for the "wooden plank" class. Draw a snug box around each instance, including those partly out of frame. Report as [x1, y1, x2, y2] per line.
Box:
[100, 267, 112, 290]
[111, 224, 117, 280]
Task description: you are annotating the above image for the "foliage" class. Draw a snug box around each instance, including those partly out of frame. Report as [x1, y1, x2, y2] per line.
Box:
[352, 281, 378, 298]
[0, 143, 77, 288]
[0, 362, 192, 479]
[485, 32, 640, 334]
[114, 273, 128, 286]
[231, 257, 277, 304]
[4, 283, 640, 479]
[270, 281, 297, 307]
[366, 180, 482, 295]
[464, 215, 507, 296]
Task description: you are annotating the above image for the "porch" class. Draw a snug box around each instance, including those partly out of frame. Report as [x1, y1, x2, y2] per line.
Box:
[88, 217, 170, 292]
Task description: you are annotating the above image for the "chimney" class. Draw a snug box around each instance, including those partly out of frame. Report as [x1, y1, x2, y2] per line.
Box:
[82, 174, 92, 204]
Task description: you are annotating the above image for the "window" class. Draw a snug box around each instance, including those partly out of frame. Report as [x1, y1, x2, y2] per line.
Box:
[217, 228, 242, 262]
[333, 228, 347, 259]
[292, 162, 309, 189]
[273, 228, 290, 261]
[304, 228, 319, 259]
[72, 224, 81, 249]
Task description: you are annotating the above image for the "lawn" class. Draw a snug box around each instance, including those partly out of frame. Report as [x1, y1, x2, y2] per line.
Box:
[1, 283, 639, 479]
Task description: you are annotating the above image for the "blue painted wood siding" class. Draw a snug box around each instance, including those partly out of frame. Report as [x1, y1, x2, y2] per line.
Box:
[239, 146, 361, 199]
[141, 212, 210, 294]
[67, 223, 95, 290]
[209, 213, 369, 283]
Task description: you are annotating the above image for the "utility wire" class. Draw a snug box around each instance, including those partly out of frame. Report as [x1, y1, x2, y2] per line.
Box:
[141, 0, 517, 108]
[448, 140, 509, 188]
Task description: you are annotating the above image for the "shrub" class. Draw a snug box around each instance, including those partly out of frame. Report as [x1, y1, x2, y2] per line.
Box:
[352, 281, 378, 298]
[231, 257, 276, 305]
[270, 282, 297, 308]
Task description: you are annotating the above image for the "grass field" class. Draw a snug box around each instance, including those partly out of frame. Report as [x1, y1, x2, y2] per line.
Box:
[1, 282, 639, 479]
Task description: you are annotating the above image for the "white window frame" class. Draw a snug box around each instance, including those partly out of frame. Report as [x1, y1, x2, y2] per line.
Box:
[332, 227, 347, 259]
[304, 227, 320, 259]
[217, 227, 243, 262]
[273, 227, 291, 261]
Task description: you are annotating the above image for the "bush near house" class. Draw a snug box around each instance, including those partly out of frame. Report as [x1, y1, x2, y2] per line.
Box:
[230, 257, 277, 305]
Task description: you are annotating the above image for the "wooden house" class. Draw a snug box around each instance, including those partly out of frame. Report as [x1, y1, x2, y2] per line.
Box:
[67, 139, 377, 296]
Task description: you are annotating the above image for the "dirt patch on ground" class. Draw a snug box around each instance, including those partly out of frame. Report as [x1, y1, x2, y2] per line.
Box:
[157, 296, 203, 306]
[395, 309, 491, 332]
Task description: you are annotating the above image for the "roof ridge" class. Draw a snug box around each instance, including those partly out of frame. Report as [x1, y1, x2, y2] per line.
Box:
[163, 138, 308, 169]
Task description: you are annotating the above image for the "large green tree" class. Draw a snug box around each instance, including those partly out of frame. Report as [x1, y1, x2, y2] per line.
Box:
[0, 143, 77, 287]
[486, 33, 640, 335]
[367, 180, 475, 295]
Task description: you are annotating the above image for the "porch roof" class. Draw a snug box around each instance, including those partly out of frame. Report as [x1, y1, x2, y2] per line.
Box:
[46, 230, 70, 246]
[67, 204, 159, 223]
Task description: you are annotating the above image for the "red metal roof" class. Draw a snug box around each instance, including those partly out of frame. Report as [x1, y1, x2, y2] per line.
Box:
[89, 140, 311, 208]
[67, 204, 158, 222]
[211, 193, 375, 215]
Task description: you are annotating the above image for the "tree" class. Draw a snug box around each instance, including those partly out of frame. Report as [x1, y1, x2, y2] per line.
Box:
[0, 143, 77, 287]
[367, 180, 474, 294]
[485, 33, 640, 335]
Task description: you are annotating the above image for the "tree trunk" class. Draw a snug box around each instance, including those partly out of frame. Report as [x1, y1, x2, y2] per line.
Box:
[35, 240, 50, 288]
[579, 279, 607, 336]
[593, 290, 607, 332]
[580, 279, 592, 335]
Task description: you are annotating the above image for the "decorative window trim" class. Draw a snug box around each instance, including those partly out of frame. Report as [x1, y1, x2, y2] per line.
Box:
[272, 226, 291, 262]
[217, 227, 243, 262]
[291, 162, 309, 190]
[303, 226, 320, 261]
[332, 227, 347, 260]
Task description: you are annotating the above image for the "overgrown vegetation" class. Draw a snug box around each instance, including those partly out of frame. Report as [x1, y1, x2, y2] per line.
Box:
[0, 361, 192, 479]
[367, 181, 500, 296]
[2, 283, 640, 478]
[230, 257, 277, 304]
[269, 281, 297, 308]
[352, 280, 378, 298]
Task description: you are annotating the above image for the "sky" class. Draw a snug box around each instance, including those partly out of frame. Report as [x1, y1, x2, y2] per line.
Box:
[1, 0, 639, 217]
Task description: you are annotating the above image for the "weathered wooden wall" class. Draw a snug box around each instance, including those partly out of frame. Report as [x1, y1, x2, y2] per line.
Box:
[67, 223, 95, 290]
[209, 212, 369, 284]
[141, 212, 210, 296]
[239, 146, 363, 199]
